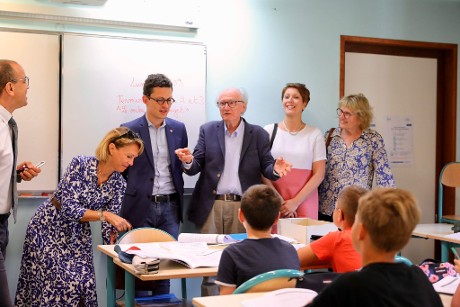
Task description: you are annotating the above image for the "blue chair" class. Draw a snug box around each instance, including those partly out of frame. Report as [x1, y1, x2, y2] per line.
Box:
[233, 269, 305, 294]
[395, 255, 413, 266]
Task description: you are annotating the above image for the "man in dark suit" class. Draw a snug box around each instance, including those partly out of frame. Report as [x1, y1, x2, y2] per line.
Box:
[176, 87, 291, 234]
[120, 73, 187, 295]
[121, 73, 187, 240]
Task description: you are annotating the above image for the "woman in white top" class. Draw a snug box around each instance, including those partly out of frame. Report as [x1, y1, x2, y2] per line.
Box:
[263, 83, 326, 222]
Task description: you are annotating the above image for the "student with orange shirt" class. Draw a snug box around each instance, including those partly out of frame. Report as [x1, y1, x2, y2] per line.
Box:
[297, 185, 366, 272]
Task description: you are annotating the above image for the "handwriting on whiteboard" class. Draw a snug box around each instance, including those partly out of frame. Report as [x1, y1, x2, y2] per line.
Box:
[115, 77, 204, 119]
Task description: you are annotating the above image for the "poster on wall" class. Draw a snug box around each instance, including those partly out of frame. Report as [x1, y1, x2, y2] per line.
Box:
[383, 116, 414, 167]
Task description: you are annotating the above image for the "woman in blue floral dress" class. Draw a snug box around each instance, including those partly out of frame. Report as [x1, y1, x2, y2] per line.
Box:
[318, 93, 395, 221]
[15, 127, 144, 306]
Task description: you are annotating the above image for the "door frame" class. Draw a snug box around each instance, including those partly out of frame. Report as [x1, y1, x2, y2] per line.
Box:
[340, 35, 457, 219]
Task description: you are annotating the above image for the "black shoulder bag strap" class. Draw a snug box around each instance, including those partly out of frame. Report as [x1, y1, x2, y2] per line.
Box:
[269, 123, 278, 149]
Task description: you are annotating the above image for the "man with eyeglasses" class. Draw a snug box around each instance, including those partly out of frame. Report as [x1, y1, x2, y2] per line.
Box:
[0, 59, 41, 306]
[120, 73, 187, 295]
[176, 87, 292, 235]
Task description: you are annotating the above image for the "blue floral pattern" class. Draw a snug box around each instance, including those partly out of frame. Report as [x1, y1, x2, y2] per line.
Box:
[15, 156, 126, 306]
[319, 128, 395, 216]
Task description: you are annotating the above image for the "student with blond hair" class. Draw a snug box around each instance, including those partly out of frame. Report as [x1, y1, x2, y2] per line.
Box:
[308, 188, 442, 307]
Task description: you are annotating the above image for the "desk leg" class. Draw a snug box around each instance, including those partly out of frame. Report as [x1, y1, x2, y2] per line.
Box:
[181, 278, 187, 299]
[106, 256, 116, 307]
[124, 271, 135, 307]
[441, 241, 449, 262]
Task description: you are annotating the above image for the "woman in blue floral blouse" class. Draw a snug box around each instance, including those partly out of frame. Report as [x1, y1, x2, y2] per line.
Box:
[318, 93, 395, 221]
[15, 127, 144, 306]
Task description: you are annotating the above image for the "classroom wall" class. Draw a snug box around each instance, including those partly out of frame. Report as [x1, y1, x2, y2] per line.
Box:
[2, 0, 460, 305]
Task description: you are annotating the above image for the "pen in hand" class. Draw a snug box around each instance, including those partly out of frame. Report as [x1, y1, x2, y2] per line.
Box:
[452, 247, 460, 260]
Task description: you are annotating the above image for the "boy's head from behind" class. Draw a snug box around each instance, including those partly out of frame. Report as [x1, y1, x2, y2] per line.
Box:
[334, 185, 368, 227]
[240, 184, 282, 231]
[354, 188, 420, 253]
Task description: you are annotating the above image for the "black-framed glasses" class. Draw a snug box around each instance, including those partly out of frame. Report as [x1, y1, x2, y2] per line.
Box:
[336, 108, 354, 119]
[10, 76, 29, 88]
[216, 100, 243, 108]
[147, 96, 175, 105]
[113, 130, 140, 142]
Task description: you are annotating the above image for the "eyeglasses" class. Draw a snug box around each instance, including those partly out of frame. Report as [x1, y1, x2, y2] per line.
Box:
[336, 108, 354, 119]
[10, 76, 30, 88]
[113, 130, 140, 142]
[216, 100, 243, 108]
[147, 96, 175, 105]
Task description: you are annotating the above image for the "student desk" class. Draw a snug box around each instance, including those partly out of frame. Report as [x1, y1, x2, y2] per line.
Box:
[97, 244, 218, 307]
[412, 223, 460, 262]
[192, 292, 453, 307]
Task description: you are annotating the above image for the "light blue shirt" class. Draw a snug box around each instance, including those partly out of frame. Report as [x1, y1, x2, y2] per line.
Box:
[216, 120, 244, 195]
[146, 115, 176, 195]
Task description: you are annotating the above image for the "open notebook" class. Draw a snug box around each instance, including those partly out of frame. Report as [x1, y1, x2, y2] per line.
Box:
[178, 232, 247, 244]
[120, 242, 223, 269]
[433, 276, 460, 295]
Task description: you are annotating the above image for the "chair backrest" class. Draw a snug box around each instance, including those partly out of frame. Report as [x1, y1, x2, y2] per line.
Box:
[438, 162, 460, 222]
[440, 162, 460, 188]
[117, 227, 176, 244]
[395, 255, 413, 266]
[233, 269, 305, 294]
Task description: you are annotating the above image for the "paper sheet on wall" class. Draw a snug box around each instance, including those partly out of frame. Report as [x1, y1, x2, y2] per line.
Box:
[381, 116, 414, 167]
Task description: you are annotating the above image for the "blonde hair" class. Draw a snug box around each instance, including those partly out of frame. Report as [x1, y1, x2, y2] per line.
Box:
[358, 188, 420, 252]
[338, 93, 373, 130]
[337, 185, 368, 225]
[95, 127, 144, 162]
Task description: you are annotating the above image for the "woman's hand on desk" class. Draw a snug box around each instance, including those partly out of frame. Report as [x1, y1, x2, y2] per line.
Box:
[104, 211, 132, 232]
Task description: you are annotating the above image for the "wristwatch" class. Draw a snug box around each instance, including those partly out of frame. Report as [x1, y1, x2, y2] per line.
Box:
[98, 209, 106, 221]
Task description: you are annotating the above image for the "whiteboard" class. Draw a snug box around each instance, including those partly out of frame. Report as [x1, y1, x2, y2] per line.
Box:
[0, 30, 60, 192]
[61, 34, 206, 188]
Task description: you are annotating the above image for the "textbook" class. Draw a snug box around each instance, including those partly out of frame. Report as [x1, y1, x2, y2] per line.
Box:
[178, 232, 247, 244]
[120, 242, 223, 269]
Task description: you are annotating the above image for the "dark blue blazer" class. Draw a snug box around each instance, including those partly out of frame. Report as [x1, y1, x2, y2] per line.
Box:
[185, 118, 279, 227]
[120, 116, 188, 227]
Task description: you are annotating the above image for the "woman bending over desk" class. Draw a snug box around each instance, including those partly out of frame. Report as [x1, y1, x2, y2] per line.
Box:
[15, 127, 143, 307]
